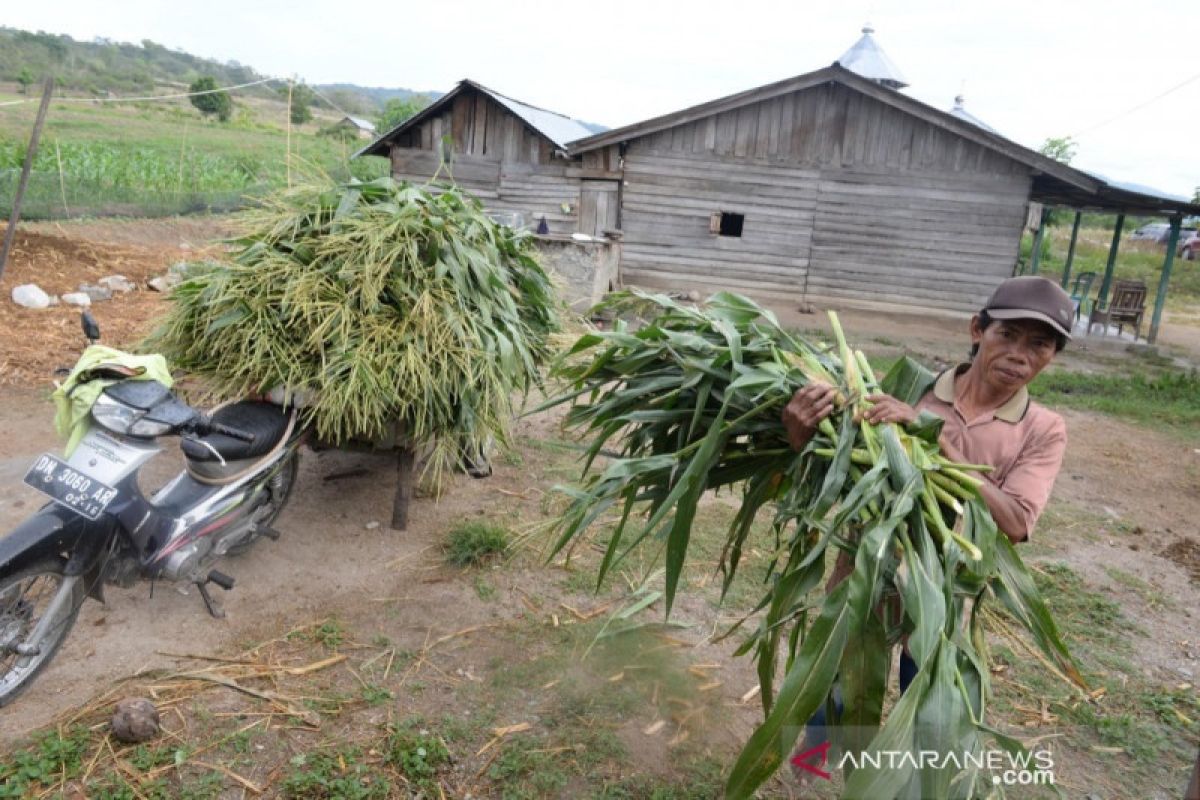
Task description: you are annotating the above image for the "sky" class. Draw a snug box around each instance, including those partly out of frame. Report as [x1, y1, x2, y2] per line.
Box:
[6, 0, 1200, 200]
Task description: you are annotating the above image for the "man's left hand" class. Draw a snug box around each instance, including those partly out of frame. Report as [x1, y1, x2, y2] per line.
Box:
[861, 394, 919, 426]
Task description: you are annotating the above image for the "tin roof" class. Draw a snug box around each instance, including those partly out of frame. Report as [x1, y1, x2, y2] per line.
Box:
[357, 79, 594, 157]
[474, 82, 597, 149]
[343, 116, 376, 131]
[948, 95, 999, 134]
[836, 24, 908, 90]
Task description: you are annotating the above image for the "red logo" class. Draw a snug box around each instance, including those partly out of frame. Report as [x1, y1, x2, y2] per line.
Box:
[790, 740, 832, 780]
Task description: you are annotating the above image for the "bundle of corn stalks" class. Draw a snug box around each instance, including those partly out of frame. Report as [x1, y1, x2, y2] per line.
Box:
[146, 177, 558, 475]
[544, 290, 1082, 799]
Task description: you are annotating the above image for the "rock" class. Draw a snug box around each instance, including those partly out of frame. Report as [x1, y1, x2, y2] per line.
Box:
[98, 275, 136, 293]
[11, 284, 50, 309]
[179, 243, 192, 251]
[111, 697, 160, 743]
[61, 292, 92, 307]
[168, 261, 191, 276]
[1177, 666, 1194, 679]
[147, 275, 178, 293]
[78, 284, 113, 302]
[365, 520, 381, 531]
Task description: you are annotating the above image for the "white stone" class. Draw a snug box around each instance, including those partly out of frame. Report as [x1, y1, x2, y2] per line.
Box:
[365, 520, 381, 530]
[79, 284, 113, 302]
[62, 292, 92, 307]
[98, 275, 136, 293]
[11, 284, 50, 309]
[147, 275, 178, 293]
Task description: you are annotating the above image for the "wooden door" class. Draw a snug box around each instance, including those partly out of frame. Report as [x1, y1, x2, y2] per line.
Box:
[578, 180, 619, 237]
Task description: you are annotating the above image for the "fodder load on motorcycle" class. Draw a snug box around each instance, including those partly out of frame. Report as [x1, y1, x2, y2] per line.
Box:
[146, 177, 559, 477]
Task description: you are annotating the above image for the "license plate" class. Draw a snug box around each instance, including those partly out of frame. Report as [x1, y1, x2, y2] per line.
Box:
[23, 454, 119, 520]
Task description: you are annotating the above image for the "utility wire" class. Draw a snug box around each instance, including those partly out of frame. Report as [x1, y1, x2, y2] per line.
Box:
[1070, 68, 1200, 138]
[0, 76, 280, 107]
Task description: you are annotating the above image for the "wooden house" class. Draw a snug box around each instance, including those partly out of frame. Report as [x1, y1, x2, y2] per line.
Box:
[566, 63, 1097, 314]
[336, 116, 377, 139]
[358, 80, 616, 236]
[360, 30, 1198, 317]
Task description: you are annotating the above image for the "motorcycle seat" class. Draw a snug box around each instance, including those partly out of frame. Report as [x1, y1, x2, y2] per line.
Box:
[181, 402, 292, 464]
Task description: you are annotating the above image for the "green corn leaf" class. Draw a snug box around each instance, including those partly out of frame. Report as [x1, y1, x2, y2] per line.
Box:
[726, 582, 852, 800]
[991, 537, 1086, 688]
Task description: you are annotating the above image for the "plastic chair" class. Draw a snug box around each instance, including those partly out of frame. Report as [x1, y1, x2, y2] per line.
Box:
[1069, 271, 1096, 322]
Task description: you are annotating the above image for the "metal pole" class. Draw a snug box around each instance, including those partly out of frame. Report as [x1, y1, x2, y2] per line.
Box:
[0, 77, 54, 283]
[1029, 207, 1049, 274]
[1148, 216, 1182, 344]
[1061, 210, 1082, 289]
[1095, 212, 1125, 313]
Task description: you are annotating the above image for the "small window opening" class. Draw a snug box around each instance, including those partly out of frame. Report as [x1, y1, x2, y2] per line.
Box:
[712, 212, 744, 237]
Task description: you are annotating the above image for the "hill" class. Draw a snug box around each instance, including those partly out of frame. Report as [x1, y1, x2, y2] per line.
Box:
[0, 26, 433, 116]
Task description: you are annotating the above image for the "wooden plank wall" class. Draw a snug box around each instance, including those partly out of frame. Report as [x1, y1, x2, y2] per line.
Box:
[390, 149, 582, 232]
[807, 167, 1029, 313]
[388, 88, 589, 232]
[400, 91, 553, 164]
[619, 151, 817, 295]
[616, 82, 1032, 312]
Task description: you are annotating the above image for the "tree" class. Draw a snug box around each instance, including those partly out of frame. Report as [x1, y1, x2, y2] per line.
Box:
[189, 76, 232, 122]
[283, 82, 316, 125]
[1193, 186, 1200, 205]
[377, 95, 430, 132]
[1039, 136, 1077, 165]
[16, 67, 35, 94]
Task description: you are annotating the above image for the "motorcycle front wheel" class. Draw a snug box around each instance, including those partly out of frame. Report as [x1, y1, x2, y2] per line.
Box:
[0, 556, 84, 707]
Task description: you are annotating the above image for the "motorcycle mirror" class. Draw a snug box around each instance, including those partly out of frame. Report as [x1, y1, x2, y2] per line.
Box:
[81, 310, 101, 342]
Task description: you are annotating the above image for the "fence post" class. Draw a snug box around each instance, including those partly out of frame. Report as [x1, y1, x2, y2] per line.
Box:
[0, 77, 54, 284]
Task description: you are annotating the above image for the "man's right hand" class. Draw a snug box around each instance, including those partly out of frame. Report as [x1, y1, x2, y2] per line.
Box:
[782, 382, 837, 451]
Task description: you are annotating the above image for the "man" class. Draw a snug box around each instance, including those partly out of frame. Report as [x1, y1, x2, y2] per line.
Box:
[781, 275, 1074, 762]
[783, 275, 1072, 543]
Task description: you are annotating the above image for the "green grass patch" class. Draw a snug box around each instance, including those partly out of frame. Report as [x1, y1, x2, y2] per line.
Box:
[282, 747, 391, 800]
[988, 560, 1195, 796]
[445, 520, 511, 567]
[1030, 367, 1200, 436]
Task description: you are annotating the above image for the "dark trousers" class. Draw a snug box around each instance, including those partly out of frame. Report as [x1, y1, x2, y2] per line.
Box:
[804, 649, 919, 747]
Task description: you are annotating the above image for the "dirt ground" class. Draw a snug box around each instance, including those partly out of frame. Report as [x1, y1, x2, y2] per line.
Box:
[0, 217, 1198, 796]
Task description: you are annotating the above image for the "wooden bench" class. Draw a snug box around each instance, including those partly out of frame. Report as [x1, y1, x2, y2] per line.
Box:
[1088, 279, 1147, 340]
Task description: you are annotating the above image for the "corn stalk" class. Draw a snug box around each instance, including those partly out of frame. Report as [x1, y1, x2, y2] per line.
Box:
[146, 177, 559, 479]
[542, 290, 1082, 799]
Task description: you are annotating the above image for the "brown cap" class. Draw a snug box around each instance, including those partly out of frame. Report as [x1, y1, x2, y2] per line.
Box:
[983, 276, 1074, 339]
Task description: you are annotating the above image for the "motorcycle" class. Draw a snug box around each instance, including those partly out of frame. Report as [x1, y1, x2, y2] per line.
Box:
[0, 312, 304, 706]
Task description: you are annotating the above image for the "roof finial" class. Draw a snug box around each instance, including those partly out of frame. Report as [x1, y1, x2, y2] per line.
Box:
[953, 94, 965, 109]
[862, 21, 875, 35]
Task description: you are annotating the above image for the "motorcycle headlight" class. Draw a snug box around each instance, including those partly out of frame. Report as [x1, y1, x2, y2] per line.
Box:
[91, 394, 141, 435]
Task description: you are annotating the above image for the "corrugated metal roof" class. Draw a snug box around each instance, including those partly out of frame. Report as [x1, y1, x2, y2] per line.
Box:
[836, 24, 908, 90]
[343, 116, 376, 131]
[948, 95, 999, 134]
[470, 81, 595, 150]
[355, 79, 595, 158]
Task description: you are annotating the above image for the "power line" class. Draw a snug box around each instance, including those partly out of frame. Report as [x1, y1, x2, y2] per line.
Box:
[1070, 69, 1200, 138]
[0, 76, 280, 107]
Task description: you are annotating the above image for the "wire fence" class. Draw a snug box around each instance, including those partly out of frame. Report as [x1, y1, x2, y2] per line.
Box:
[0, 169, 271, 219]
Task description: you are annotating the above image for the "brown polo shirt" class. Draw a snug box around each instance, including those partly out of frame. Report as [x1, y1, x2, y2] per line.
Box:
[916, 365, 1067, 539]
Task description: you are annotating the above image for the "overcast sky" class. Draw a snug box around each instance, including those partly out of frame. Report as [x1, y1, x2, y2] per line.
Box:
[7, 0, 1199, 199]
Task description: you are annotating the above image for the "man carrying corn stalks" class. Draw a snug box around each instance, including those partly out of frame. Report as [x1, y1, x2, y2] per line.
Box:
[782, 275, 1074, 761]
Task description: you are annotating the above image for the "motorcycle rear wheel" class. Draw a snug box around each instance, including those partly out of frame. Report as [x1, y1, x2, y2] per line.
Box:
[226, 451, 299, 557]
[0, 556, 84, 707]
